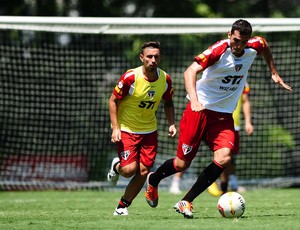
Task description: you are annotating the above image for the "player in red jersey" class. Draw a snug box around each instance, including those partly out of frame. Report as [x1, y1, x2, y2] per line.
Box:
[145, 19, 292, 218]
[107, 41, 177, 216]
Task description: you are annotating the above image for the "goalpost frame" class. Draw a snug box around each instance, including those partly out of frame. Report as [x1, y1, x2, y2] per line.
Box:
[0, 16, 300, 34]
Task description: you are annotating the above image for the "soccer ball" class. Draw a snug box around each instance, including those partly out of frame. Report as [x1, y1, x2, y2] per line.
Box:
[217, 192, 246, 218]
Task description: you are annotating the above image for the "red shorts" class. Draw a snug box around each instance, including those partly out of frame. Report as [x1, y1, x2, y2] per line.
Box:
[176, 102, 236, 162]
[118, 131, 158, 168]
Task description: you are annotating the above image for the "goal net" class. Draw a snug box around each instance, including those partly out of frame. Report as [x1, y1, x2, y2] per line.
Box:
[0, 17, 299, 190]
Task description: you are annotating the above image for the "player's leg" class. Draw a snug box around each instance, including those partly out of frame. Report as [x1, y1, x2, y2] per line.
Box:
[220, 162, 232, 194]
[107, 157, 120, 186]
[174, 110, 235, 218]
[145, 157, 186, 207]
[228, 130, 245, 192]
[113, 161, 139, 216]
[145, 102, 200, 207]
[169, 171, 184, 194]
[229, 156, 237, 190]
[228, 156, 246, 192]
[112, 132, 143, 216]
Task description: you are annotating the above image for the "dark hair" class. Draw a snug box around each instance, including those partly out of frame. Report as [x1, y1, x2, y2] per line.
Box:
[141, 41, 160, 53]
[231, 19, 252, 36]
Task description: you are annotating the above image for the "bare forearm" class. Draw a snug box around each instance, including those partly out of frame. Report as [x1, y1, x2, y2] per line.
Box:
[109, 95, 119, 128]
[164, 100, 175, 126]
[242, 99, 251, 126]
[184, 68, 198, 103]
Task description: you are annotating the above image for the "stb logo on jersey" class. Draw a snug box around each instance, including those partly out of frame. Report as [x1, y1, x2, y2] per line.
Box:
[121, 150, 130, 160]
[235, 64, 243, 72]
[182, 143, 192, 155]
[148, 90, 155, 99]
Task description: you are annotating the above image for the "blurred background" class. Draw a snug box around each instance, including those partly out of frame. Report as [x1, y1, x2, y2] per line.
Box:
[0, 0, 300, 18]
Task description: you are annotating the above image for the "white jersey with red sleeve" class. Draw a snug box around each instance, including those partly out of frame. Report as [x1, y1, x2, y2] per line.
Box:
[191, 36, 266, 113]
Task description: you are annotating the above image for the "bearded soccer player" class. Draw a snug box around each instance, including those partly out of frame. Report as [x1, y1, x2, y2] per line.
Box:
[145, 19, 292, 218]
[107, 41, 177, 216]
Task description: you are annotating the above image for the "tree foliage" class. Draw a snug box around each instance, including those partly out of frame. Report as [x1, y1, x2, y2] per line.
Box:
[0, 0, 300, 18]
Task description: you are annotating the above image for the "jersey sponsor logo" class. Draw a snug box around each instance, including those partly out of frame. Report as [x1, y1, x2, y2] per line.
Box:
[138, 101, 156, 109]
[235, 64, 243, 72]
[220, 75, 244, 91]
[182, 143, 192, 155]
[121, 150, 130, 160]
[221, 75, 244, 84]
[219, 86, 238, 91]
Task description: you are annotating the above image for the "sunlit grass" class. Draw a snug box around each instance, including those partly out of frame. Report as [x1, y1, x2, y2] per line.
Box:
[0, 188, 299, 230]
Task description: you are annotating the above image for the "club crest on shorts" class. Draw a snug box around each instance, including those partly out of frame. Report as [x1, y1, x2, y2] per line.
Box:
[120, 150, 130, 160]
[182, 143, 192, 155]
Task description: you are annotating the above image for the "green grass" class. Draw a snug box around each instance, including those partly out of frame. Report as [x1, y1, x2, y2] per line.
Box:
[0, 188, 299, 230]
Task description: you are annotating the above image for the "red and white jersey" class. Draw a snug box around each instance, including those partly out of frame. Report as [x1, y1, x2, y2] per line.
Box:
[191, 36, 266, 113]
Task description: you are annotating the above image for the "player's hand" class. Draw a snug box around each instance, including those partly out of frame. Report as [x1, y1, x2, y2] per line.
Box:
[111, 128, 121, 143]
[271, 74, 292, 92]
[168, 124, 177, 138]
[190, 100, 205, 112]
[245, 123, 254, 136]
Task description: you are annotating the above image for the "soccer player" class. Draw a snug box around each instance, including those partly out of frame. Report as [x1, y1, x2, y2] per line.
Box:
[107, 41, 177, 216]
[171, 83, 253, 196]
[145, 19, 292, 218]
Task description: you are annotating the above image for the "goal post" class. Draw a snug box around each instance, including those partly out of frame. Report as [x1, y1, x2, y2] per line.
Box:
[0, 16, 300, 34]
[0, 17, 299, 190]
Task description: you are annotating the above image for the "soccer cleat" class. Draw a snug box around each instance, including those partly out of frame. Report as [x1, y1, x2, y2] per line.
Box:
[207, 182, 222, 197]
[145, 172, 158, 207]
[174, 200, 193, 218]
[113, 207, 128, 216]
[107, 157, 120, 187]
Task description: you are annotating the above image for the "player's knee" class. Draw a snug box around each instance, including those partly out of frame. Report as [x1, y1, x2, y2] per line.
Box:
[174, 158, 191, 171]
[139, 166, 150, 177]
[223, 155, 232, 166]
[119, 166, 136, 178]
[214, 148, 232, 165]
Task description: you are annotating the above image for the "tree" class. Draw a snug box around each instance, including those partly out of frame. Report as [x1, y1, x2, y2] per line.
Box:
[1, 0, 300, 18]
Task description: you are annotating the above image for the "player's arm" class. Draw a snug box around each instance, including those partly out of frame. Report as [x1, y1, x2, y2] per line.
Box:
[183, 61, 204, 111]
[163, 76, 177, 137]
[241, 93, 253, 136]
[164, 99, 176, 137]
[109, 93, 121, 143]
[261, 39, 292, 92]
[109, 71, 133, 143]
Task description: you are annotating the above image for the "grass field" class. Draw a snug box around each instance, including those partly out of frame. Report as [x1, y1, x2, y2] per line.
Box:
[0, 188, 299, 230]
